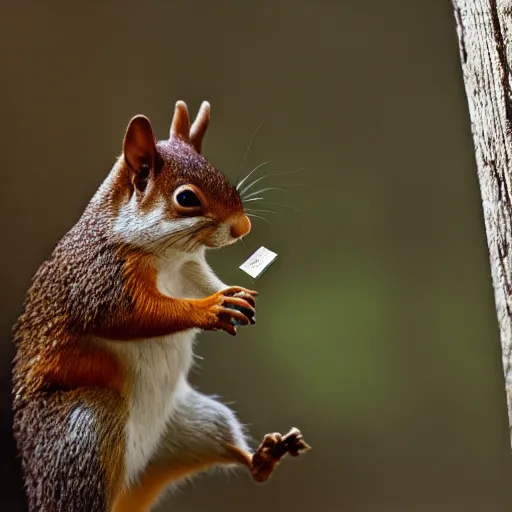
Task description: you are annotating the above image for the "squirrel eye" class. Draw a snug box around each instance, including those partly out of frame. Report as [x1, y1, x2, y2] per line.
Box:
[172, 185, 204, 215]
[176, 189, 201, 208]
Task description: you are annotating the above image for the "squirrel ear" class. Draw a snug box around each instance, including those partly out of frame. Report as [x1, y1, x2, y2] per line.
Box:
[123, 115, 157, 171]
[189, 101, 210, 153]
[170, 101, 191, 142]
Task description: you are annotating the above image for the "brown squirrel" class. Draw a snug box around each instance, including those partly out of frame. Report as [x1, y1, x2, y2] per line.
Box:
[12, 100, 310, 512]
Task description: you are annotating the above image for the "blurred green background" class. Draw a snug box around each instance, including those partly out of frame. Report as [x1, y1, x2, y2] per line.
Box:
[2, 0, 512, 511]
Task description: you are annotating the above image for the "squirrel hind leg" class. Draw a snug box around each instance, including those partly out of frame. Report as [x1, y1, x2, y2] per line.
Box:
[114, 386, 252, 510]
[114, 385, 312, 511]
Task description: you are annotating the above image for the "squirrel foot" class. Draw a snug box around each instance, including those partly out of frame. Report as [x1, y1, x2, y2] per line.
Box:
[250, 427, 311, 483]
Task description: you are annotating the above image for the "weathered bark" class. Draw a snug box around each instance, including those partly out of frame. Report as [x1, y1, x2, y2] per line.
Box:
[452, 0, 512, 446]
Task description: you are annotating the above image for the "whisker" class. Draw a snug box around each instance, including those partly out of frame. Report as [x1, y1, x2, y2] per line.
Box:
[235, 121, 264, 187]
[155, 219, 213, 254]
[240, 236, 249, 253]
[243, 187, 290, 200]
[245, 208, 276, 215]
[177, 224, 203, 252]
[241, 197, 264, 203]
[246, 213, 275, 228]
[236, 160, 272, 192]
[239, 168, 303, 197]
[152, 227, 190, 250]
[159, 230, 188, 252]
[245, 200, 301, 212]
[263, 202, 300, 211]
[183, 229, 207, 252]
[184, 222, 213, 251]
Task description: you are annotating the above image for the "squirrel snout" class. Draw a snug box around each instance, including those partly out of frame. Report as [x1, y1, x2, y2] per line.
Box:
[229, 215, 251, 239]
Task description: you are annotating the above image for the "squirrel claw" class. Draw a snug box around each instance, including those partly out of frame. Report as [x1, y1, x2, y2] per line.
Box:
[250, 427, 311, 483]
[211, 287, 257, 332]
[281, 427, 311, 456]
[205, 286, 257, 335]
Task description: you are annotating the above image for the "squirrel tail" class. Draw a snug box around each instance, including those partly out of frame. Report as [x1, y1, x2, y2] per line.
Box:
[13, 388, 126, 512]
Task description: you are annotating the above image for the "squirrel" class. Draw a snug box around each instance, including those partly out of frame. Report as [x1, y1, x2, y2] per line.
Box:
[12, 100, 311, 512]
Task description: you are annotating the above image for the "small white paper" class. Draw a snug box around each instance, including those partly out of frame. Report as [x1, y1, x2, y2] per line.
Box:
[239, 246, 278, 279]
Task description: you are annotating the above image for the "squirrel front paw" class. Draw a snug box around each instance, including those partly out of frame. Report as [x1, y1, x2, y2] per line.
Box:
[204, 286, 258, 336]
[251, 427, 312, 483]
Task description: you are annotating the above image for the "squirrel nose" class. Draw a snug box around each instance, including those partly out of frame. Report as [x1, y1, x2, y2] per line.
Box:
[230, 215, 251, 239]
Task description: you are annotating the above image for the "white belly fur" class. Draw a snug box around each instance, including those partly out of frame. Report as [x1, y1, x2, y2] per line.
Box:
[108, 250, 201, 485]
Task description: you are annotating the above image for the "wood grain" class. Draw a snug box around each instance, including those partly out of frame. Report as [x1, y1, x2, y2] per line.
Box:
[453, 0, 512, 445]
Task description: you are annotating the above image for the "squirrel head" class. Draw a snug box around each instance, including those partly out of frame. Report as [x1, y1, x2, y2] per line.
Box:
[109, 101, 251, 253]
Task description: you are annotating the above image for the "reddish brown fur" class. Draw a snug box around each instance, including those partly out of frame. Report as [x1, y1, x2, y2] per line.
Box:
[12, 101, 308, 512]
[112, 445, 252, 512]
[12, 101, 255, 511]
[112, 435, 308, 512]
[119, 102, 243, 224]
[13, 113, 249, 393]
[145, 137, 244, 222]
[113, 462, 212, 512]
[43, 342, 126, 395]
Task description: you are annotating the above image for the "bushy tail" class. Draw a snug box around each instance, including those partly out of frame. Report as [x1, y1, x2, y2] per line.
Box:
[13, 388, 126, 512]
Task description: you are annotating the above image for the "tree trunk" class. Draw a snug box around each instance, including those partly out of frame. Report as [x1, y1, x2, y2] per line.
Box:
[452, 0, 512, 446]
